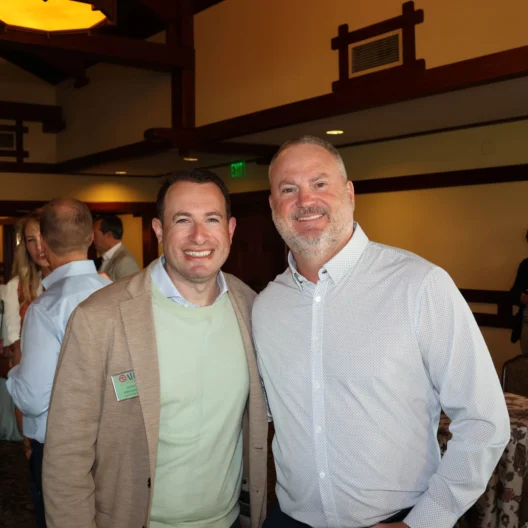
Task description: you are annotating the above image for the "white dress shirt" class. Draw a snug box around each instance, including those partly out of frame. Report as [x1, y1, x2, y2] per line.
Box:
[6, 261, 111, 443]
[252, 223, 509, 528]
[151, 255, 228, 307]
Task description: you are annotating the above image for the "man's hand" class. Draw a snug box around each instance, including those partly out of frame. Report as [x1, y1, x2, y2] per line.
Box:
[8, 340, 21, 369]
[373, 523, 409, 528]
[520, 292, 528, 305]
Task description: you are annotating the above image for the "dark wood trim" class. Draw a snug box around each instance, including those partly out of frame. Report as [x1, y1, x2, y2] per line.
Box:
[0, 125, 28, 133]
[15, 119, 24, 163]
[330, 3, 423, 49]
[331, 2, 425, 92]
[0, 101, 65, 132]
[57, 139, 172, 173]
[73, 0, 117, 22]
[151, 45, 528, 146]
[166, 0, 195, 129]
[0, 149, 28, 159]
[0, 161, 54, 173]
[0, 26, 194, 72]
[354, 164, 528, 194]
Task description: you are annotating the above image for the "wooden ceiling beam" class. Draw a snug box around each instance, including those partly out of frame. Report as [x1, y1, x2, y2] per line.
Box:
[73, 0, 117, 22]
[32, 49, 90, 89]
[0, 101, 65, 133]
[0, 26, 194, 71]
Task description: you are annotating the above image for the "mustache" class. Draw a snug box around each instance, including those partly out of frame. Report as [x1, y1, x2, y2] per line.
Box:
[291, 206, 328, 221]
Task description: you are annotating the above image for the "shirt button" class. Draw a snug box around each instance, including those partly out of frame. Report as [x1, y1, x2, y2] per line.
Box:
[315, 296, 321, 302]
[319, 472, 325, 479]
[315, 426, 322, 433]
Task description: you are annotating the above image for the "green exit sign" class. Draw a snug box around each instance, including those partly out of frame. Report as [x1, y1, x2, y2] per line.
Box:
[230, 161, 246, 178]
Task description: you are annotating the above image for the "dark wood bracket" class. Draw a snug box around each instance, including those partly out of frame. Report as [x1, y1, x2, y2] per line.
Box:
[331, 1, 425, 92]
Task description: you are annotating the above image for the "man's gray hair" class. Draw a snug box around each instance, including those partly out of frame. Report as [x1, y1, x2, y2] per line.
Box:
[268, 135, 348, 182]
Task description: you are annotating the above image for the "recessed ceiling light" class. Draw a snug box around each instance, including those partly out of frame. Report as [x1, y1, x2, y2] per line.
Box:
[183, 157, 198, 162]
[115, 171, 127, 175]
[326, 130, 344, 135]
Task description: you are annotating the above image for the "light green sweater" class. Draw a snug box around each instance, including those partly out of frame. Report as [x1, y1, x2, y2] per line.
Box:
[150, 282, 249, 528]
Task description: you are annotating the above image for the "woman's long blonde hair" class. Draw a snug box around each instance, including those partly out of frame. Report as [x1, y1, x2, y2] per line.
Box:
[11, 210, 43, 305]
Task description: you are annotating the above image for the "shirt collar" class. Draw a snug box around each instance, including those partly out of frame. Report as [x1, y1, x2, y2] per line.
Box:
[151, 255, 228, 308]
[288, 222, 369, 290]
[42, 260, 98, 290]
[102, 241, 122, 261]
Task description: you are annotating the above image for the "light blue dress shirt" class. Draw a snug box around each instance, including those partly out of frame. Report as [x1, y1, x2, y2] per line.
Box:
[151, 255, 228, 307]
[252, 223, 510, 528]
[7, 260, 111, 443]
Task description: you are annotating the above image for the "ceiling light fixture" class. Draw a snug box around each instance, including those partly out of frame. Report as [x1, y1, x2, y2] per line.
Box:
[115, 171, 127, 175]
[0, 0, 107, 32]
[326, 130, 344, 135]
[183, 157, 198, 162]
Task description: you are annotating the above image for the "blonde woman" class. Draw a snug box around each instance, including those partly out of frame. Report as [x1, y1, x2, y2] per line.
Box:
[0, 210, 50, 447]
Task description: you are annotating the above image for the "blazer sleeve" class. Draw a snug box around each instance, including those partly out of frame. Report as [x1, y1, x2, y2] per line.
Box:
[43, 306, 103, 528]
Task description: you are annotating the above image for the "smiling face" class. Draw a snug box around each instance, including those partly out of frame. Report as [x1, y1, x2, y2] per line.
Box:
[269, 143, 355, 262]
[152, 181, 236, 288]
[24, 219, 50, 269]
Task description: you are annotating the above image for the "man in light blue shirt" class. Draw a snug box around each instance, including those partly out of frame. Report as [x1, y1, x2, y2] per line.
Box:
[7, 198, 111, 528]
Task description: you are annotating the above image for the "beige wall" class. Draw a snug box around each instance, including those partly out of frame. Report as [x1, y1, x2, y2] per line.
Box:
[118, 214, 143, 269]
[56, 63, 171, 162]
[195, 0, 528, 125]
[0, 172, 159, 202]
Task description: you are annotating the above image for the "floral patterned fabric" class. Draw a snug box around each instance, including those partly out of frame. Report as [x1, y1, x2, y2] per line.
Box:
[438, 393, 528, 528]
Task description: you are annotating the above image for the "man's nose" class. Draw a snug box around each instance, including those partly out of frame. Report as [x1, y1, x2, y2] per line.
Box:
[296, 187, 316, 208]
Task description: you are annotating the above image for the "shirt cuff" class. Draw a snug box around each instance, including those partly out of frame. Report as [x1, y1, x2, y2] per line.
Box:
[5, 365, 19, 395]
[404, 495, 460, 528]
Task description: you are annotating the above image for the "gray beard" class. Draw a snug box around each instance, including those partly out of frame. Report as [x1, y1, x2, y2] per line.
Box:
[272, 208, 353, 259]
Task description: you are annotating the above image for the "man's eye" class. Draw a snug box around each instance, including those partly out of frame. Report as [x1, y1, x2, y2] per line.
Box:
[315, 182, 326, 188]
[281, 187, 295, 194]
[175, 218, 189, 224]
[207, 218, 220, 223]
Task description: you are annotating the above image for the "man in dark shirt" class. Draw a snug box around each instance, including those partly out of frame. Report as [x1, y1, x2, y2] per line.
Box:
[510, 230, 528, 354]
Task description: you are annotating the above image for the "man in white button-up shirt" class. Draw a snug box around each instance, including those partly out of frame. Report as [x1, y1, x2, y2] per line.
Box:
[252, 136, 510, 528]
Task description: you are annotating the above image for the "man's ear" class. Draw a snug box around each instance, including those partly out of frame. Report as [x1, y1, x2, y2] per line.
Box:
[152, 218, 163, 245]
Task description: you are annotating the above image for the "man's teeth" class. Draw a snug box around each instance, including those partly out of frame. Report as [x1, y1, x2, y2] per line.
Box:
[298, 214, 323, 221]
[185, 250, 212, 257]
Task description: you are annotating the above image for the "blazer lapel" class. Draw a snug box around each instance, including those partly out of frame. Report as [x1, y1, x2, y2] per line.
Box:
[119, 265, 160, 480]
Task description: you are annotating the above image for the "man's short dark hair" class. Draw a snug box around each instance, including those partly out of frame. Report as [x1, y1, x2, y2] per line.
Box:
[96, 215, 123, 240]
[156, 169, 231, 223]
[41, 198, 93, 257]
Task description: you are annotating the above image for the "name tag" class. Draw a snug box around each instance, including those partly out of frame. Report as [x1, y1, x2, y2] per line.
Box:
[111, 370, 139, 401]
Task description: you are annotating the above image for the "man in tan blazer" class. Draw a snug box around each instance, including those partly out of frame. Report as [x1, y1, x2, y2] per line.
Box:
[43, 170, 268, 528]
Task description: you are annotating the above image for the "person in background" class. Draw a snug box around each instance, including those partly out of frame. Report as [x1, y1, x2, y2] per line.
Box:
[43, 170, 268, 528]
[253, 135, 510, 528]
[510, 229, 528, 354]
[0, 210, 51, 448]
[6, 198, 111, 528]
[93, 215, 140, 280]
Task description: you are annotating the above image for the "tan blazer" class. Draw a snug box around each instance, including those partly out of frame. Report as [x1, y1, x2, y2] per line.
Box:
[100, 243, 140, 281]
[43, 261, 268, 528]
